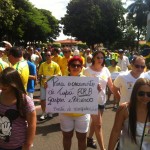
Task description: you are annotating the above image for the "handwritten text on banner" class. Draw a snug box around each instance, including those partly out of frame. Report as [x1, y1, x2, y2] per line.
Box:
[46, 76, 99, 114]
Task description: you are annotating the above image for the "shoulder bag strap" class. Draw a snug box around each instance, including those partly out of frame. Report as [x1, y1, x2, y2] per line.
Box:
[140, 112, 148, 150]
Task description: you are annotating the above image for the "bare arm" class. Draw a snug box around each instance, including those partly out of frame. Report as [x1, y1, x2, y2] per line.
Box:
[108, 104, 127, 150]
[28, 75, 37, 80]
[107, 77, 114, 93]
[113, 84, 120, 103]
[22, 110, 36, 150]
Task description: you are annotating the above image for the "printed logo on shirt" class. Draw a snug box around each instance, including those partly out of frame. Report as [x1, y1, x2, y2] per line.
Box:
[127, 82, 134, 89]
[0, 109, 19, 142]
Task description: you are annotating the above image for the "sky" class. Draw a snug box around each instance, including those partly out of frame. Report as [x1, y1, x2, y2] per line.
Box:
[29, 0, 131, 40]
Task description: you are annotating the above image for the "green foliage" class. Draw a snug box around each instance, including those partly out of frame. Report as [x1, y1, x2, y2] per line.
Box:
[127, 0, 148, 49]
[77, 42, 88, 49]
[0, 0, 59, 45]
[61, 0, 125, 47]
[52, 43, 61, 48]
[0, 0, 18, 39]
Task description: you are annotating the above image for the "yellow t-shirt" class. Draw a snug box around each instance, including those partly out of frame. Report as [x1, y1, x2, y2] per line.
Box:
[13, 60, 29, 90]
[38, 61, 62, 87]
[59, 56, 72, 76]
[0, 58, 9, 72]
[2, 55, 11, 67]
[52, 55, 62, 67]
[108, 66, 121, 73]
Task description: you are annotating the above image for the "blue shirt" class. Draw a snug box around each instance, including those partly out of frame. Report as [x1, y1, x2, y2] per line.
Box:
[27, 61, 36, 93]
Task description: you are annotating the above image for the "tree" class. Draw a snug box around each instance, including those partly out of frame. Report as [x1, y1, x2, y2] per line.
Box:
[0, 0, 18, 41]
[61, 0, 125, 47]
[127, 0, 148, 50]
[0, 0, 60, 45]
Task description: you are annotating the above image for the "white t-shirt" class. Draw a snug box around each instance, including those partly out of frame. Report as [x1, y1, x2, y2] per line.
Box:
[114, 71, 144, 103]
[144, 71, 150, 79]
[31, 54, 39, 67]
[83, 66, 111, 105]
[117, 56, 130, 72]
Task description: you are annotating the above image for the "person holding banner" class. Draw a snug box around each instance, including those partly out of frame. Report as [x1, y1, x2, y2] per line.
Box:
[59, 56, 91, 150]
[84, 50, 113, 150]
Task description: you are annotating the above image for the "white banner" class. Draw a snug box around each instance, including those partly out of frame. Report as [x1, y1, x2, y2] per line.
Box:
[46, 76, 99, 114]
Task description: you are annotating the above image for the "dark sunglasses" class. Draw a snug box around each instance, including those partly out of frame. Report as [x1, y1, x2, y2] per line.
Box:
[96, 56, 104, 60]
[63, 51, 70, 53]
[46, 54, 51, 56]
[70, 64, 82, 68]
[137, 91, 150, 97]
[134, 64, 145, 69]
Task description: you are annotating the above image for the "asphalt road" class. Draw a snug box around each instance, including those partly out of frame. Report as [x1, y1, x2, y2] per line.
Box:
[31, 85, 116, 150]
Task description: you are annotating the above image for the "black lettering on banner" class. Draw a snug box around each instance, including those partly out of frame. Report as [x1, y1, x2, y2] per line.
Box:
[70, 96, 93, 103]
[77, 88, 92, 97]
[51, 77, 65, 87]
[47, 97, 65, 105]
[57, 87, 74, 97]
[53, 106, 65, 111]
[48, 89, 55, 95]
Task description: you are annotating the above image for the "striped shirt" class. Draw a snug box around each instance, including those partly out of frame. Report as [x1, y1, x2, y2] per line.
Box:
[0, 95, 35, 149]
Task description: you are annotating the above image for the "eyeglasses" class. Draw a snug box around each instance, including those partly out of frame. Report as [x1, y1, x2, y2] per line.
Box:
[46, 54, 51, 57]
[137, 91, 150, 97]
[134, 64, 145, 69]
[70, 64, 82, 68]
[63, 51, 71, 54]
[96, 56, 104, 60]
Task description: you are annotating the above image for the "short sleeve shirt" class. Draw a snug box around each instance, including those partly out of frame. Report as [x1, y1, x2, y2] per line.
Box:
[13, 60, 29, 90]
[83, 66, 111, 105]
[38, 61, 62, 87]
[0, 95, 35, 149]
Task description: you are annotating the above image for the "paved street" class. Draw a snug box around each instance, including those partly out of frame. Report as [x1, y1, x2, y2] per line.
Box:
[31, 85, 116, 150]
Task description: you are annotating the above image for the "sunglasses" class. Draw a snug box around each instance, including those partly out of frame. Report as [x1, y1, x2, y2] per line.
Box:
[134, 64, 145, 69]
[137, 91, 150, 97]
[63, 51, 70, 53]
[46, 54, 51, 56]
[96, 56, 104, 60]
[70, 64, 82, 68]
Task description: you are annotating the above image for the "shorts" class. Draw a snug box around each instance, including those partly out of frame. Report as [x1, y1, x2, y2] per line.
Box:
[98, 104, 105, 114]
[40, 87, 46, 100]
[98, 104, 105, 110]
[59, 114, 90, 133]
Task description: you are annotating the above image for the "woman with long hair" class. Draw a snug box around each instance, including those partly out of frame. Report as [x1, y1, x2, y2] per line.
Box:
[84, 50, 113, 150]
[108, 78, 150, 150]
[0, 67, 36, 150]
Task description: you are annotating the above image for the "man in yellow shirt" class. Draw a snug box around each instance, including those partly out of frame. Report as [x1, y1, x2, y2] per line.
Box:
[0, 47, 9, 72]
[59, 47, 72, 76]
[7, 47, 29, 90]
[52, 47, 62, 66]
[38, 51, 62, 120]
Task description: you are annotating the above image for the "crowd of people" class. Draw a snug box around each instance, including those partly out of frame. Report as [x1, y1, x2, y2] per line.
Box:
[0, 41, 150, 150]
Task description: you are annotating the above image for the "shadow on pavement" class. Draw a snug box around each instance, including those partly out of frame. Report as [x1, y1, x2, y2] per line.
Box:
[36, 122, 61, 136]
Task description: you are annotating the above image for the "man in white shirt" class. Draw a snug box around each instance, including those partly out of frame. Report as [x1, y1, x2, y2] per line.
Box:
[114, 55, 145, 104]
[117, 49, 130, 72]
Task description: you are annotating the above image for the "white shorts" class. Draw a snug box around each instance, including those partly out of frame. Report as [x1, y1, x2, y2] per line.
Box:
[40, 87, 46, 100]
[59, 114, 90, 133]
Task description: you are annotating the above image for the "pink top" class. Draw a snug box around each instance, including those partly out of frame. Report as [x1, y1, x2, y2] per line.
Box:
[0, 95, 35, 149]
